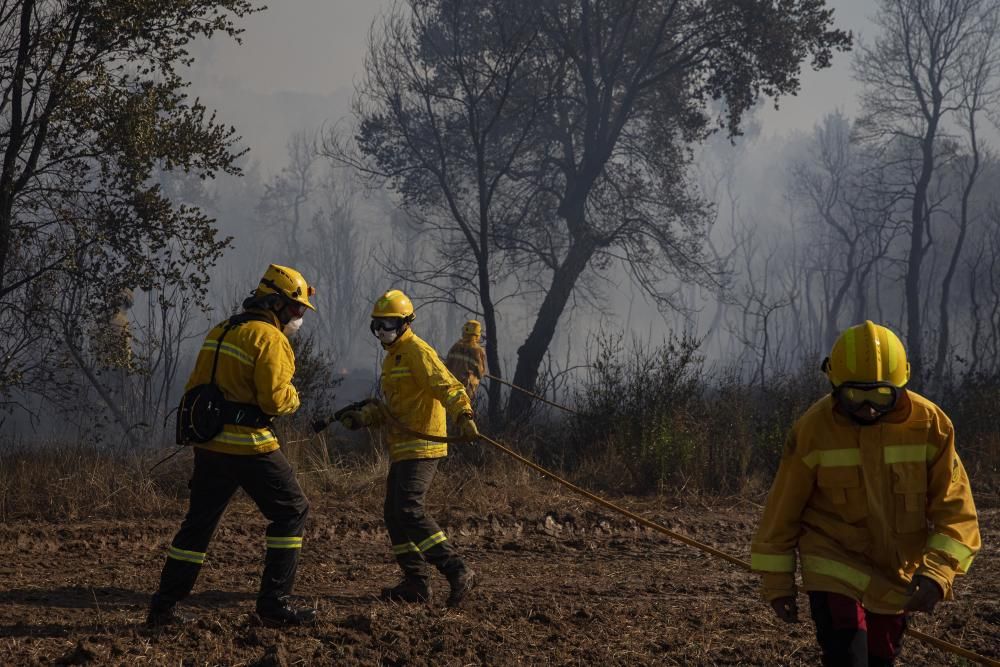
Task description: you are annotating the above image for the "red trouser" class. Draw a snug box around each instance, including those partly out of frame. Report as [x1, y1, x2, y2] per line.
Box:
[808, 592, 908, 666]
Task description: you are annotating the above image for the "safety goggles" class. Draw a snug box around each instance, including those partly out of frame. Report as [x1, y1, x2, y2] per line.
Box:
[834, 382, 900, 413]
[287, 302, 308, 318]
[370, 317, 404, 333]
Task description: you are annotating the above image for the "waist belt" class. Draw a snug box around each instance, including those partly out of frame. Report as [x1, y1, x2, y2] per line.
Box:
[221, 401, 273, 429]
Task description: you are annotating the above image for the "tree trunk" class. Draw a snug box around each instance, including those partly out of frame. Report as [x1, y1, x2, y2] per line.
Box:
[507, 232, 596, 420]
[934, 142, 979, 384]
[906, 130, 937, 389]
[479, 269, 503, 428]
[0, 0, 35, 291]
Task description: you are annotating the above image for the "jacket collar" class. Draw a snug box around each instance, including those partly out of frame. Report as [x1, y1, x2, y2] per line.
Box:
[245, 307, 282, 329]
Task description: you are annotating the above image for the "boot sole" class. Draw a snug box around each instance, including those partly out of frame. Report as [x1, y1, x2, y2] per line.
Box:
[446, 575, 477, 608]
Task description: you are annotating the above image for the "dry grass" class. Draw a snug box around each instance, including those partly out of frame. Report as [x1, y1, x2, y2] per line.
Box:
[0, 442, 184, 522]
[2, 403, 996, 525]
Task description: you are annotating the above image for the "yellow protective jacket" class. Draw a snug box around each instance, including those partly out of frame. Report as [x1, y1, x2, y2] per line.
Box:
[186, 309, 299, 455]
[368, 328, 472, 461]
[445, 336, 487, 396]
[751, 391, 980, 614]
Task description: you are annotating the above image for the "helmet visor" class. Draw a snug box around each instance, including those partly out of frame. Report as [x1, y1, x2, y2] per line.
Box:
[835, 382, 899, 413]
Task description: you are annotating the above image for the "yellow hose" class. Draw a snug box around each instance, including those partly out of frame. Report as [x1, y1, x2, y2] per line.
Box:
[363, 401, 999, 667]
[484, 373, 581, 415]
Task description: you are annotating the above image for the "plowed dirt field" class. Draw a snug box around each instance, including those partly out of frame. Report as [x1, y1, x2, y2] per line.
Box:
[1, 494, 996, 665]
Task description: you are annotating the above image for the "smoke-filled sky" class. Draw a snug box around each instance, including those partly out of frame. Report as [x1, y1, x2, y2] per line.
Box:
[187, 0, 874, 168]
[180, 0, 880, 379]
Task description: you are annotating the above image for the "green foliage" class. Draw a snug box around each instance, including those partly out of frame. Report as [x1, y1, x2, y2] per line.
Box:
[569, 331, 707, 493]
[0, 0, 260, 400]
[553, 332, 828, 495]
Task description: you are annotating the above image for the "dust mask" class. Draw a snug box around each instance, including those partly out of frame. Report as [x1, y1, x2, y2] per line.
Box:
[377, 329, 400, 346]
[284, 316, 304, 337]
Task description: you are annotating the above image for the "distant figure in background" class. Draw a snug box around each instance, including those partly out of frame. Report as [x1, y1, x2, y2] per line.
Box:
[445, 320, 487, 401]
[751, 321, 980, 666]
[147, 264, 317, 628]
[339, 289, 479, 607]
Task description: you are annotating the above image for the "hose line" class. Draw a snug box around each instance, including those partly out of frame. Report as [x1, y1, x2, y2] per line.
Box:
[484, 373, 581, 415]
[358, 400, 998, 667]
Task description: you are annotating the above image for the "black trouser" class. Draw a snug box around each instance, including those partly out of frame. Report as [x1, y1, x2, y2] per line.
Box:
[151, 448, 309, 611]
[809, 592, 908, 667]
[384, 458, 465, 583]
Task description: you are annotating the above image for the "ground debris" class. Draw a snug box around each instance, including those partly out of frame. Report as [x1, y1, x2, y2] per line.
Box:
[0, 501, 995, 665]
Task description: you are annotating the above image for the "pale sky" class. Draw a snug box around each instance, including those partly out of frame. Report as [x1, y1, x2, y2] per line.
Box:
[187, 0, 874, 167]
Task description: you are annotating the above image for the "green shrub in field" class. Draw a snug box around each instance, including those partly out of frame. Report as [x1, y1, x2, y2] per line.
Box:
[567, 331, 707, 493]
[553, 331, 829, 495]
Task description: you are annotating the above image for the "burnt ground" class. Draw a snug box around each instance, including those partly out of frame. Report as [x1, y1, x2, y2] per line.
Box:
[0, 495, 996, 666]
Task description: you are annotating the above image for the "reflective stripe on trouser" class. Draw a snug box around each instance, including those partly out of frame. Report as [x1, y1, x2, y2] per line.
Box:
[384, 459, 466, 581]
[153, 448, 309, 607]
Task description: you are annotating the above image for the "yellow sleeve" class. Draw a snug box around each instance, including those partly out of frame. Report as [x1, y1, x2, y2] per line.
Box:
[751, 427, 816, 601]
[917, 417, 980, 598]
[415, 340, 472, 420]
[253, 331, 300, 416]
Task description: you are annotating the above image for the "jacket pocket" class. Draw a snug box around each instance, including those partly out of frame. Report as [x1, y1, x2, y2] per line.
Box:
[817, 466, 867, 523]
[891, 462, 927, 533]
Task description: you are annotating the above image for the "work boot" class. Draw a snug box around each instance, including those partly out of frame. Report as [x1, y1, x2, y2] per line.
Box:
[379, 577, 431, 603]
[145, 603, 195, 627]
[446, 569, 477, 608]
[256, 596, 317, 627]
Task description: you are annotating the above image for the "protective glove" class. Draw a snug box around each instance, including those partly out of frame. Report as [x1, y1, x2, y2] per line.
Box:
[457, 413, 479, 440]
[339, 410, 369, 430]
[770, 596, 799, 623]
[904, 575, 943, 614]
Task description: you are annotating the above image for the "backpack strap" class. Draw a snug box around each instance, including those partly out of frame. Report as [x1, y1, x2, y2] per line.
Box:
[208, 312, 278, 384]
[205, 312, 281, 428]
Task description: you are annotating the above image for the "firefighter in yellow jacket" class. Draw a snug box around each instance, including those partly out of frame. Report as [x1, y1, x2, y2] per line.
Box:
[445, 320, 487, 399]
[339, 289, 479, 607]
[751, 321, 980, 666]
[147, 265, 317, 628]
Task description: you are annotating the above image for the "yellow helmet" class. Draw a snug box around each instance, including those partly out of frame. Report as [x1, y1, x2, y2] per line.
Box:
[372, 289, 414, 320]
[463, 320, 482, 337]
[824, 320, 909, 388]
[256, 264, 316, 311]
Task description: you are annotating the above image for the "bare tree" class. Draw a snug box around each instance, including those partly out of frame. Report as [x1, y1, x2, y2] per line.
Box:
[258, 131, 377, 365]
[327, 0, 546, 425]
[502, 0, 850, 419]
[789, 112, 903, 348]
[854, 0, 998, 386]
[723, 213, 795, 388]
[931, 4, 1000, 382]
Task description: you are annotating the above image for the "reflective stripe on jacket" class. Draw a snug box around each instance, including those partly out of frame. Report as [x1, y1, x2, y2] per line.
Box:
[751, 392, 980, 614]
[186, 309, 299, 455]
[377, 328, 472, 461]
[445, 337, 487, 396]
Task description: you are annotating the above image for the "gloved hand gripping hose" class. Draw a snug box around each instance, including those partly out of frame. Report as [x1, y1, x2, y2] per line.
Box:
[314, 399, 478, 443]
